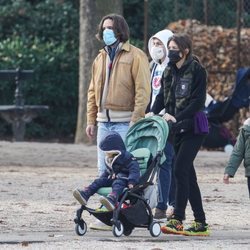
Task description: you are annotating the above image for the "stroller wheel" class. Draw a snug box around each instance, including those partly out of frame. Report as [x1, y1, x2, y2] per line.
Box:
[112, 221, 124, 237]
[75, 219, 87, 236]
[149, 222, 161, 237]
[123, 228, 133, 236]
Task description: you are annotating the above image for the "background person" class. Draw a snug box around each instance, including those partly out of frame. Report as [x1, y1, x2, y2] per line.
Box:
[146, 29, 176, 220]
[223, 117, 250, 198]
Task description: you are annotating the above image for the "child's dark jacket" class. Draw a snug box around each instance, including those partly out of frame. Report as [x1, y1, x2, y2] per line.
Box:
[99, 132, 140, 186]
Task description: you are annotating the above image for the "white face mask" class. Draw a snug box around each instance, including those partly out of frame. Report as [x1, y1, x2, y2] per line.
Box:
[150, 46, 165, 61]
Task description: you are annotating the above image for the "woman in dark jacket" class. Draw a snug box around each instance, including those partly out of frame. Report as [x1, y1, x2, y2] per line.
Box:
[151, 34, 210, 236]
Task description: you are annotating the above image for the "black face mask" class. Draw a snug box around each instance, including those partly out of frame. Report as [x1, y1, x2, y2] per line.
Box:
[168, 50, 182, 63]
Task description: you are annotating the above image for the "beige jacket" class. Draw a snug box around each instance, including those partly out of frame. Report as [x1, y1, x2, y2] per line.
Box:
[87, 41, 150, 125]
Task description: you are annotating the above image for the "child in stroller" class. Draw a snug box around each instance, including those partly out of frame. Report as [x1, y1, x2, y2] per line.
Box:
[73, 116, 169, 237]
[73, 132, 140, 211]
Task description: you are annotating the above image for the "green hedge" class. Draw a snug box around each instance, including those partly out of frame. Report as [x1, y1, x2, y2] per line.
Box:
[0, 0, 79, 141]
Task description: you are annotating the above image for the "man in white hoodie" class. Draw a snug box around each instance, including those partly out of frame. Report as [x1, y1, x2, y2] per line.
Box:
[146, 29, 175, 220]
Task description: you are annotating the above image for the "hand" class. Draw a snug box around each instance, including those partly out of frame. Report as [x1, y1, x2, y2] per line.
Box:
[85, 125, 96, 141]
[128, 184, 134, 189]
[112, 173, 116, 179]
[163, 113, 177, 123]
[145, 112, 154, 118]
[223, 174, 230, 184]
[129, 121, 135, 127]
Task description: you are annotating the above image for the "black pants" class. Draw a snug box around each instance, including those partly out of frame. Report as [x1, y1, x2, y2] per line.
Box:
[173, 133, 206, 223]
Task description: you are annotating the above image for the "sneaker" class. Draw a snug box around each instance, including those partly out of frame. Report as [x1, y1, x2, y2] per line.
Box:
[89, 219, 112, 231]
[73, 189, 89, 205]
[161, 219, 184, 235]
[166, 205, 174, 220]
[183, 221, 210, 236]
[154, 208, 167, 221]
[99, 195, 116, 211]
[95, 205, 109, 212]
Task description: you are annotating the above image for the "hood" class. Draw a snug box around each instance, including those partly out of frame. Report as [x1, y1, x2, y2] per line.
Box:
[241, 118, 250, 137]
[148, 29, 173, 66]
[100, 132, 132, 169]
[232, 67, 250, 108]
[99, 132, 126, 153]
[243, 118, 250, 127]
[205, 93, 214, 108]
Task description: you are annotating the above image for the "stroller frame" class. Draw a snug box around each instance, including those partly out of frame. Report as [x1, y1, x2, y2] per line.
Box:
[74, 116, 169, 237]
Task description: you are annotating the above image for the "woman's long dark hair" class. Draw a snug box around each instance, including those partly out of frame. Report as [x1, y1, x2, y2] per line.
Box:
[167, 34, 193, 58]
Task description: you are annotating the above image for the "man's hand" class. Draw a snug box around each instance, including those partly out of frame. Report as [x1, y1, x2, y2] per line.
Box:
[86, 125, 96, 141]
[163, 113, 176, 123]
[128, 184, 134, 189]
[223, 174, 230, 184]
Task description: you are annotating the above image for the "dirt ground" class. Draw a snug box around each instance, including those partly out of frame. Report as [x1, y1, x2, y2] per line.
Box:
[0, 141, 250, 250]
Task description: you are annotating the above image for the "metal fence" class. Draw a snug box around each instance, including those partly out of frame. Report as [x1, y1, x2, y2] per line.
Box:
[143, 0, 250, 69]
[168, 0, 250, 28]
[173, 0, 249, 68]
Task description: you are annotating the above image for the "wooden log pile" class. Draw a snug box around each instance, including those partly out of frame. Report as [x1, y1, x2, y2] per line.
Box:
[167, 19, 250, 139]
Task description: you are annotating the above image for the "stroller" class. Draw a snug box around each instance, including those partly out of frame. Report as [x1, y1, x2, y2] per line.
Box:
[203, 67, 250, 150]
[74, 116, 169, 237]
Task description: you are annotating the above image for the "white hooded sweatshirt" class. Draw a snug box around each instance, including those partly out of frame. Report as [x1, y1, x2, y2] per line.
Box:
[148, 29, 173, 111]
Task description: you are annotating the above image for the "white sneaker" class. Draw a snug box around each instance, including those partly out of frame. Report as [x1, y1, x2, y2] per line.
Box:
[166, 205, 174, 220]
[89, 219, 112, 231]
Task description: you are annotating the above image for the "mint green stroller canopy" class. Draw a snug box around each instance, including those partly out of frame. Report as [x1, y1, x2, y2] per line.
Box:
[97, 116, 169, 197]
[125, 116, 169, 163]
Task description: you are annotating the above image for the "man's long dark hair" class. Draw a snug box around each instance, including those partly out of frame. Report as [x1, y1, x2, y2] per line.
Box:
[96, 13, 130, 43]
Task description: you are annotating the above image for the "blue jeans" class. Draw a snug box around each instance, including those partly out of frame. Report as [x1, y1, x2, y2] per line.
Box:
[97, 122, 129, 176]
[157, 141, 175, 210]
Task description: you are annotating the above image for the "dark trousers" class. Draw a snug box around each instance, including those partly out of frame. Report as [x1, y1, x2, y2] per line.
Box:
[169, 163, 176, 207]
[173, 133, 206, 223]
[86, 176, 128, 201]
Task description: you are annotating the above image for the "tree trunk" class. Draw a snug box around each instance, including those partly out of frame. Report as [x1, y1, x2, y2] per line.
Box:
[75, 0, 122, 144]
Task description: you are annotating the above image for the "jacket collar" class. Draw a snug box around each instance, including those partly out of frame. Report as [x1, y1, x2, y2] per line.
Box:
[100, 40, 130, 54]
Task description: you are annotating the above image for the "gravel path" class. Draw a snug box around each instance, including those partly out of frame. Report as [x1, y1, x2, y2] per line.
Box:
[0, 141, 249, 249]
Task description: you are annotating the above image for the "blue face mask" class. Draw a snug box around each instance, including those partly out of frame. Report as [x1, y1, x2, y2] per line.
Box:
[103, 29, 117, 46]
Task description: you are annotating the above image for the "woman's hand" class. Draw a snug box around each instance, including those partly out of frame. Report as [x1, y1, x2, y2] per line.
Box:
[145, 112, 154, 118]
[129, 121, 135, 127]
[163, 113, 177, 123]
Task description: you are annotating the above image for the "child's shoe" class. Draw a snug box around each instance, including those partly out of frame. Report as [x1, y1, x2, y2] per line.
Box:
[183, 221, 210, 236]
[154, 208, 167, 220]
[73, 189, 89, 205]
[161, 218, 184, 235]
[99, 195, 116, 211]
